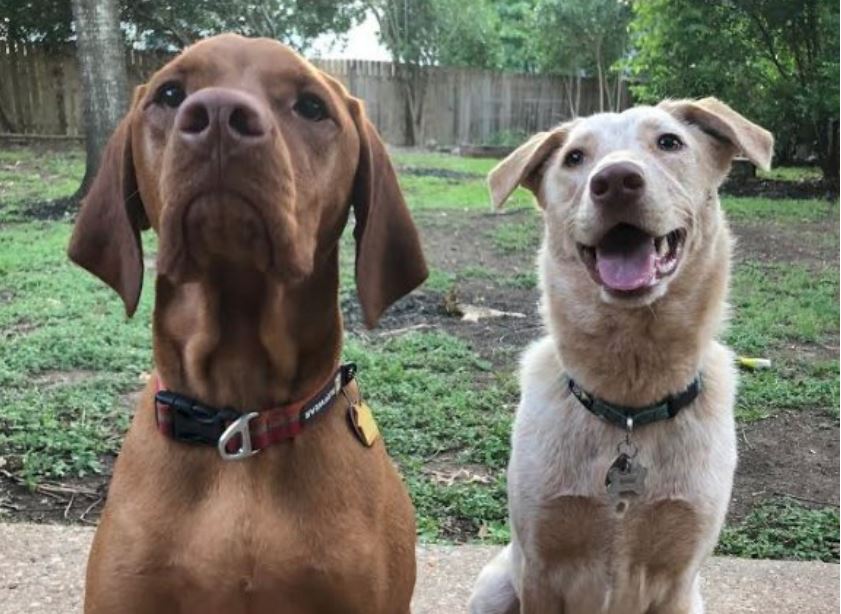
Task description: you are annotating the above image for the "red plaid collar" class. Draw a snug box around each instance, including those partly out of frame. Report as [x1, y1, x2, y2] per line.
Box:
[154, 364, 356, 460]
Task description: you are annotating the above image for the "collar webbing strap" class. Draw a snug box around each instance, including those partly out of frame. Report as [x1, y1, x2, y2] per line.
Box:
[566, 374, 701, 430]
[154, 363, 357, 459]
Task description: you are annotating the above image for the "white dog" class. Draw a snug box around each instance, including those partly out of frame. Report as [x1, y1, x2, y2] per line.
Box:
[468, 98, 773, 614]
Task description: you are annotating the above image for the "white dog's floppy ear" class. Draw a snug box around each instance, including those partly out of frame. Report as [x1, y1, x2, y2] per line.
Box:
[658, 97, 774, 171]
[488, 125, 572, 209]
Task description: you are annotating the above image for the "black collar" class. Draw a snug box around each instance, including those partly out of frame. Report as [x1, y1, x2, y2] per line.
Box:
[154, 363, 357, 460]
[566, 374, 702, 430]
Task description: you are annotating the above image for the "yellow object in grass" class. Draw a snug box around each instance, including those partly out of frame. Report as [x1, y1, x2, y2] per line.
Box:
[737, 356, 772, 370]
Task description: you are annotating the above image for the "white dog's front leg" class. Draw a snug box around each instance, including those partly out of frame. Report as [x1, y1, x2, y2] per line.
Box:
[650, 574, 704, 614]
[520, 567, 560, 614]
[468, 545, 520, 614]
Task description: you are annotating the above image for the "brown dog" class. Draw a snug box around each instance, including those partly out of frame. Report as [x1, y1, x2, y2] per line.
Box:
[69, 34, 427, 614]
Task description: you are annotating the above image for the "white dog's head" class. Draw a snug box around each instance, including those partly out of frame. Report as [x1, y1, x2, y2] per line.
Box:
[489, 98, 773, 307]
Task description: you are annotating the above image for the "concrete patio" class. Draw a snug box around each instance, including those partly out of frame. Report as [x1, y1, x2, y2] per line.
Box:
[1, 523, 837, 612]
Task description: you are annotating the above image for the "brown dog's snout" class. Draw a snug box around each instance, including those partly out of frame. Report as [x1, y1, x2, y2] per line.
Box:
[589, 162, 645, 207]
[176, 87, 270, 148]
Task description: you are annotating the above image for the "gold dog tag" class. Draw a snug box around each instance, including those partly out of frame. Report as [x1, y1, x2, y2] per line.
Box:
[349, 400, 380, 447]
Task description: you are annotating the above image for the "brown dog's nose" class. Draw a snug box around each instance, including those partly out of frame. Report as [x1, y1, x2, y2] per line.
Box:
[176, 88, 269, 147]
[589, 162, 645, 206]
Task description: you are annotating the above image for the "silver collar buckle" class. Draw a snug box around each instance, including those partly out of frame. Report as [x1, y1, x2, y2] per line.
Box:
[217, 412, 260, 461]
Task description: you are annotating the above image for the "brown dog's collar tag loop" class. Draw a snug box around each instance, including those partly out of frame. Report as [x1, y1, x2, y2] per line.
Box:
[217, 412, 260, 461]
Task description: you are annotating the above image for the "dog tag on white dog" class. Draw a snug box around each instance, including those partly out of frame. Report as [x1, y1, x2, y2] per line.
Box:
[605, 453, 647, 499]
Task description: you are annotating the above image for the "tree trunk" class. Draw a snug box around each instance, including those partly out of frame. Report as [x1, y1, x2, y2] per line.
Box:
[820, 119, 839, 189]
[0, 96, 16, 132]
[613, 74, 623, 112]
[563, 76, 575, 117]
[71, 0, 129, 198]
[398, 64, 427, 147]
[399, 71, 418, 147]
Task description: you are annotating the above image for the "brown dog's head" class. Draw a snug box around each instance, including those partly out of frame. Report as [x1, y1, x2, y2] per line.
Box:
[69, 34, 427, 327]
[489, 97, 773, 307]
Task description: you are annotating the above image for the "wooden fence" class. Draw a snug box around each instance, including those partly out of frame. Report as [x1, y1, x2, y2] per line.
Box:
[0, 41, 631, 146]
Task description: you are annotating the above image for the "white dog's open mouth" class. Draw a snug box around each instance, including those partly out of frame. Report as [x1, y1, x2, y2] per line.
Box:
[577, 224, 686, 294]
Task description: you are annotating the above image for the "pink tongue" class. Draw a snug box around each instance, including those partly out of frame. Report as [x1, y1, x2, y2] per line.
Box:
[596, 240, 656, 291]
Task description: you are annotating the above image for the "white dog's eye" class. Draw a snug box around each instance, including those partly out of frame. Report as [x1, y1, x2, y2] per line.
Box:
[563, 149, 585, 167]
[657, 134, 683, 152]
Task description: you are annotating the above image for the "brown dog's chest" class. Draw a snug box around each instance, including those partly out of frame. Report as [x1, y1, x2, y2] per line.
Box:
[88, 404, 414, 614]
[139, 502, 381, 613]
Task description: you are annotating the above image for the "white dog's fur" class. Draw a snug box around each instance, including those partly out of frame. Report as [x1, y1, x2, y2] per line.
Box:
[468, 99, 774, 614]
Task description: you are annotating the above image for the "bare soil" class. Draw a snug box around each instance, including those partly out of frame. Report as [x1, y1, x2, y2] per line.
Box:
[721, 177, 836, 200]
[1, 205, 838, 533]
[732, 220, 839, 270]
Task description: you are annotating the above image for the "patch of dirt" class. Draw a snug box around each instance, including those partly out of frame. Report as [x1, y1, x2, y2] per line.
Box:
[732, 220, 839, 269]
[785, 338, 840, 364]
[143, 256, 157, 272]
[729, 411, 839, 522]
[416, 209, 539, 277]
[342, 208, 544, 367]
[1, 319, 37, 338]
[397, 165, 482, 181]
[29, 369, 98, 388]
[423, 453, 494, 486]
[721, 177, 836, 200]
[0, 458, 111, 525]
[15, 196, 78, 221]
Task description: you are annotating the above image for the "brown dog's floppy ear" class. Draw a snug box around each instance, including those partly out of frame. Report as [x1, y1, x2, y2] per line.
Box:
[488, 125, 572, 209]
[349, 98, 428, 328]
[68, 110, 149, 317]
[658, 97, 774, 171]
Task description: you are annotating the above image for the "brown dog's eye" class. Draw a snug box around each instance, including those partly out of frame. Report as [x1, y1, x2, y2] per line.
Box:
[154, 82, 186, 108]
[294, 94, 329, 122]
[564, 149, 585, 167]
[657, 133, 683, 151]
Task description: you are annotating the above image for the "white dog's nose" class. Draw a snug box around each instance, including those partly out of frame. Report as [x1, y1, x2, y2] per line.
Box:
[590, 162, 645, 207]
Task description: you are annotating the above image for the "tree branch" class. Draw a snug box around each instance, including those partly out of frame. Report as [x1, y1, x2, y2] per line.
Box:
[133, 6, 193, 48]
[741, 7, 791, 80]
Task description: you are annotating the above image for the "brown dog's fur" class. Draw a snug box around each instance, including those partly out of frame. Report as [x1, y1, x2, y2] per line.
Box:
[69, 34, 427, 614]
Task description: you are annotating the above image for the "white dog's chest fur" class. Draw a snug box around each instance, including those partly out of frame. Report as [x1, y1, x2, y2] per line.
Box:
[508, 337, 737, 612]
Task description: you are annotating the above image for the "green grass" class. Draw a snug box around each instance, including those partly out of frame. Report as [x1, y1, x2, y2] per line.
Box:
[398, 173, 534, 211]
[0, 146, 84, 221]
[488, 214, 542, 253]
[722, 196, 836, 223]
[717, 498, 839, 562]
[728, 262, 838, 353]
[757, 166, 823, 183]
[727, 262, 839, 421]
[459, 265, 497, 281]
[390, 150, 536, 211]
[736, 360, 839, 422]
[425, 268, 456, 292]
[391, 150, 501, 176]
[504, 271, 539, 289]
[344, 332, 515, 540]
[0, 222, 154, 484]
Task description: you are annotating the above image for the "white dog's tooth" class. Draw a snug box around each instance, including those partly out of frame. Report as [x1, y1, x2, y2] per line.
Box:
[656, 236, 668, 257]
